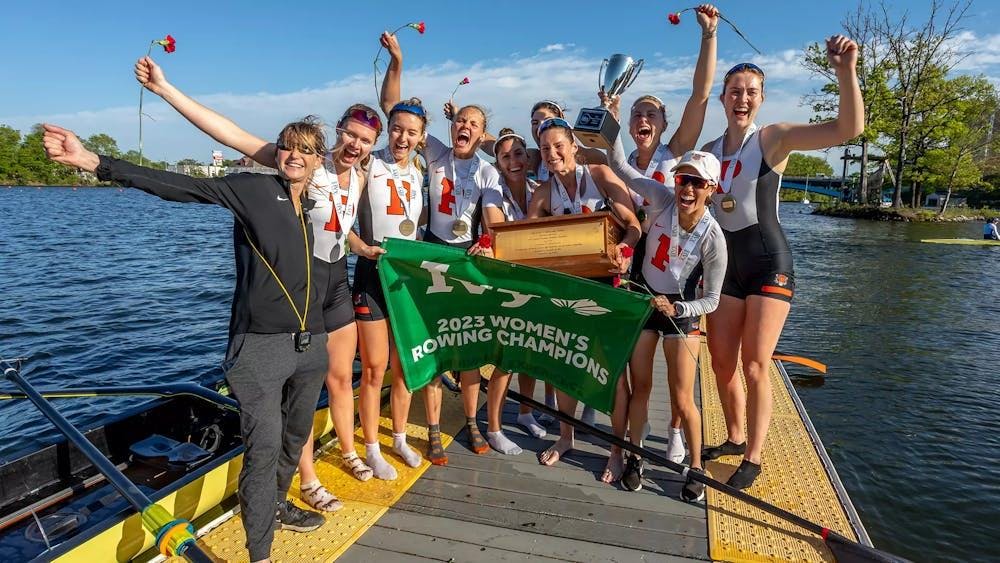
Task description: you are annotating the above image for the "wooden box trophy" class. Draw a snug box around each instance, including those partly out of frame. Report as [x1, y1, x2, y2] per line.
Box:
[491, 212, 622, 279]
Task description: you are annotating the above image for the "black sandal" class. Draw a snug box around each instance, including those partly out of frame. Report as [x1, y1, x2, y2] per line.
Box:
[702, 440, 747, 461]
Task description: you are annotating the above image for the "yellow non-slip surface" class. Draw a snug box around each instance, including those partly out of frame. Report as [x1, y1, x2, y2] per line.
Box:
[189, 384, 470, 562]
[699, 341, 858, 562]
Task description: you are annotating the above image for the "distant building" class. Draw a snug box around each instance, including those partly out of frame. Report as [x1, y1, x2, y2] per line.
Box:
[225, 156, 277, 175]
[925, 193, 968, 209]
[166, 164, 225, 177]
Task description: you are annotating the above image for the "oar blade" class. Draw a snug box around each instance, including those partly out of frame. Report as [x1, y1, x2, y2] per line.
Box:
[826, 531, 911, 563]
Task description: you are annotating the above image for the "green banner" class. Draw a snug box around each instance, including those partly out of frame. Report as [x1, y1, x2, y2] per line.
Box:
[378, 238, 653, 413]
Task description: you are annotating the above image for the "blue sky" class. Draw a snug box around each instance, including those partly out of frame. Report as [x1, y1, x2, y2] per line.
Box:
[3, 1, 1000, 168]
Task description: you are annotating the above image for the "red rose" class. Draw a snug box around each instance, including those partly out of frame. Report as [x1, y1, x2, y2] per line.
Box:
[620, 245, 634, 259]
[460, 77, 470, 85]
[408, 21, 426, 34]
[668, 13, 681, 24]
[478, 233, 492, 249]
[612, 275, 622, 288]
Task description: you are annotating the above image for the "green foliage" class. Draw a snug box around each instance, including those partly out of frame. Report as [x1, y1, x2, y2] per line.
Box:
[176, 158, 202, 166]
[785, 153, 834, 177]
[0, 123, 168, 184]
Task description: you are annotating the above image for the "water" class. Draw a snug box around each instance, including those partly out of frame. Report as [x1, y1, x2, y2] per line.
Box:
[1, 189, 997, 561]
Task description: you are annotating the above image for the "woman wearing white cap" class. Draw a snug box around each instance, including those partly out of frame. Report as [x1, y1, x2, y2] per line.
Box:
[607, 138, 727, 501]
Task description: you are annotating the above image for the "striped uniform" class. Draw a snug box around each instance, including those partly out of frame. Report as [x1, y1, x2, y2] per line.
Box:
[352, 148, 424, 321]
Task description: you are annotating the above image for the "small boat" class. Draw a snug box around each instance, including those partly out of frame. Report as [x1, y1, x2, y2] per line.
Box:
[920, 238, 1000, 246]
[0, 359, 362, 562]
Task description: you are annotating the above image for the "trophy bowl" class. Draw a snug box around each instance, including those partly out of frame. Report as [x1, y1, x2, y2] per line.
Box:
[574, 54, 644, 149]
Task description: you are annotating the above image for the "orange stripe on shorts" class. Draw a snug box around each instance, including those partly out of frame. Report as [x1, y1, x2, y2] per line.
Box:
[354, 306, 371, 314]
[761, 285, 793, 298]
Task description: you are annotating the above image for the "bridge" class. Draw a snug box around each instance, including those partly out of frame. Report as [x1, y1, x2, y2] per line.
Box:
[780, 176, 849, 200]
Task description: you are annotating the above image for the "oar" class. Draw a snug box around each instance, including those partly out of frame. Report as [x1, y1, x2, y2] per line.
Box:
[497, 385, 909, 563]
[0, 382, 239, 411]
[772, 352, 828, 374]
[2, 360, 213, 563]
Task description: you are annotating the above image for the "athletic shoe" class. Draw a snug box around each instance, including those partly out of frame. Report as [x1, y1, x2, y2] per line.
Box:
[702, 440, 746, 461]
[439, 372, 460, 393]
[275, 500, 325, 532]
[726, 459, 762, 490]
[621, 454, 644, 492]
[680, 467, 706, 502]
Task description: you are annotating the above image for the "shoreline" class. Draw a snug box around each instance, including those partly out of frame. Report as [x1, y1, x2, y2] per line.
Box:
[812, 203, 998, 223]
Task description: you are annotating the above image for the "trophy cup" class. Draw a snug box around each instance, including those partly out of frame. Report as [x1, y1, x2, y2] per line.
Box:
[573, 54, 644, 150]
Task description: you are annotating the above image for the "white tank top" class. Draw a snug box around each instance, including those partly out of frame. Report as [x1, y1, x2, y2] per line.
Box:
[423, 134, 502, 243]
[358, 148, 424, 245]
[709, 127, 776, 233]
[307, 163, 361, 262]
[548, 165, 606, 216]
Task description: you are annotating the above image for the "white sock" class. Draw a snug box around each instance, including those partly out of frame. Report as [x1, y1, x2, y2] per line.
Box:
[667, 427, 686, 463]
[366, 442, 398, 480]
[487, 431, 522, 455]
[516, 413, 547, 438]
[392, 432, 422, 468]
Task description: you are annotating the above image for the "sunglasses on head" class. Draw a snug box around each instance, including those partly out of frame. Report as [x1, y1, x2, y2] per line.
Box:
[536, 117, 572, 135]
[390, 102, 426, 118]
[341, 108, 382, 132]
[725, 62, 765, 82]
[674, 174, 713, 189]
[276, 142, 317, 155]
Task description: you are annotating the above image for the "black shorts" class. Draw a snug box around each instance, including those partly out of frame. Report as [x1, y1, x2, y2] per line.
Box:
[352, 256, 387, 322]
[644, 294, 701, 337]
[721, 226, 795, 303]
[314, 256, 354, 332]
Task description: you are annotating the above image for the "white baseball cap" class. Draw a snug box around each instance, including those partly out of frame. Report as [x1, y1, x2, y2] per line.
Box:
[670, 150, 721, 184]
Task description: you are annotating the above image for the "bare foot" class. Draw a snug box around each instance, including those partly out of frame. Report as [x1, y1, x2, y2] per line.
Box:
[539, 436, 574, 466]
[601, 451, 624, 483]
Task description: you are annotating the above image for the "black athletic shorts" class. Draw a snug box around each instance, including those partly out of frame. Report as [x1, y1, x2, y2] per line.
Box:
[423, 229, 474, 250]
[352, 256, 387, 322]
[315, 255, 355, 332]
[721, 226, 795, 303]
[644, 293, 701, 337]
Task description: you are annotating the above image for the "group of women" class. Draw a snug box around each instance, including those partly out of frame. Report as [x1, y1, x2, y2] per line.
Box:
[41, 7, 862, 561]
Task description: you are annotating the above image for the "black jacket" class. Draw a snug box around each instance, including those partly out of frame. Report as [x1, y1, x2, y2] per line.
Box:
[96, 156, 325, 338]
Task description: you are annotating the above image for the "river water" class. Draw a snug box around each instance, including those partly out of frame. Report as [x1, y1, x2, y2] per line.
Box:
[1, 187, 997, 561]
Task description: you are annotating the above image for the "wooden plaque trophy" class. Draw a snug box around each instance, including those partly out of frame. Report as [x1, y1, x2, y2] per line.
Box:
[491, 212, 623, 279]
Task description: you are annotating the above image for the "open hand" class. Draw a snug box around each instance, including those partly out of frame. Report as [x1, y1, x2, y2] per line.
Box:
[135, 56, 169, 96]
[608, 242, 633, 274]
[826, 35, 858, 72]
[466, 242, 494, 258]
[42, 124, 100, 172]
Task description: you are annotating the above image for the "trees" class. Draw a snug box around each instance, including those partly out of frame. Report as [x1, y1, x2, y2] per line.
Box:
[785, 153, 835, 177]
[0, 126, 21, 183]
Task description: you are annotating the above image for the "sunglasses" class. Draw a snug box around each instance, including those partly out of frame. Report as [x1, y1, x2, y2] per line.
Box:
[276, 142, 317, 155]
[390, 102, 426, 118]
[674, 174, 714, 189]
[341, 108, 382, 132]
[724, 62, 766, 82]
[536, 117, 573, 135]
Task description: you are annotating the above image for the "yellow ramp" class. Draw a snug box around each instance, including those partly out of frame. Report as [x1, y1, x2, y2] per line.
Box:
[186, 380, 471, 562]
[699, 340, 859, 562]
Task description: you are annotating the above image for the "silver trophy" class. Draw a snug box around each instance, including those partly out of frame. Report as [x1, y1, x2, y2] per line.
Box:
[574, 54, 644, 149]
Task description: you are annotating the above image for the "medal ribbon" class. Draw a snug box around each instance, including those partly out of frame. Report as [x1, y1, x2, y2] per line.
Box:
[712, 123, 757, 194]
[552, 165, 586, 215]
[668, 207, 713, 284]
[449, 153, 480, 223]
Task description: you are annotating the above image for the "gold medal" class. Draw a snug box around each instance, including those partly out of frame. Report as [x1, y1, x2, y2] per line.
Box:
[721, 195, 737, 213]
[398, 219, 416, 236]
[452, 220, 469, 237]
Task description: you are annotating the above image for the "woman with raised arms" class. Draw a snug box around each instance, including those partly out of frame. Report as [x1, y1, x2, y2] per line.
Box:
[700, 36, 863, 489]
[601, 3, 718, 467]
[526, 117, 642, 483]
[381, 34, 507, 465]
[135, 58, 380, 508]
